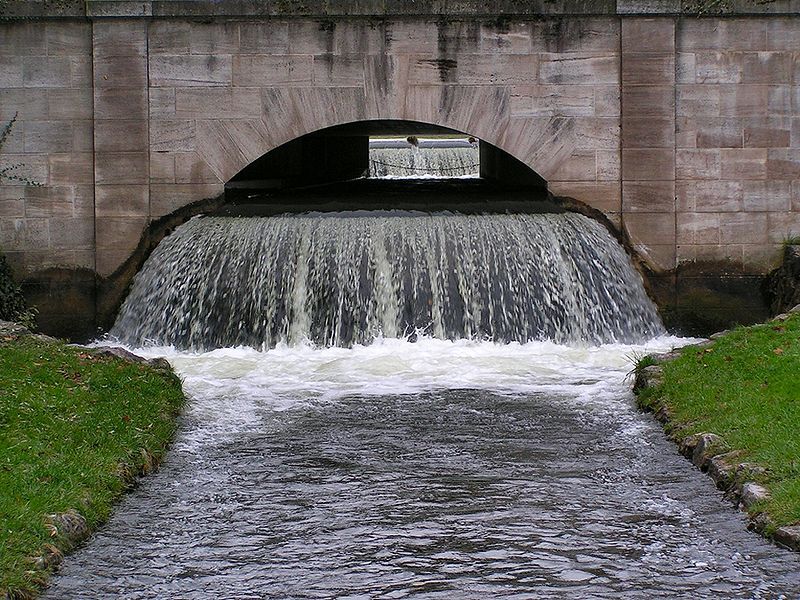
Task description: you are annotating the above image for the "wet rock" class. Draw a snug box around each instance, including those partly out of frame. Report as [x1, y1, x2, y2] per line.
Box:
[689, 433, 730, 470]
[790, 304, 800, 313]
[709, 330, 729, 340]
[89, 346, 171, 371]
[633, 364, 663, 392]
[740, 483, 771, 509]
[773, 525, 800, 551]
[45, 509, 88, 542]
[735, 462, 767, 481]
[708, 451, 740, 490]
[0, 319, 31, 337]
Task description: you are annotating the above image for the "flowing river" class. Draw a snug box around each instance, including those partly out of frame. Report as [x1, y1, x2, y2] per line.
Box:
[43, 338, 800, 598]
[41, 166, 800, 597]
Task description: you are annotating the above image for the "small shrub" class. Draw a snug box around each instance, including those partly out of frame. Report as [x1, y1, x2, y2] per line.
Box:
[0, 251, 36, 328]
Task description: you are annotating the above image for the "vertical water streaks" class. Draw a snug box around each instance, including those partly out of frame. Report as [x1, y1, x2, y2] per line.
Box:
[111, 212, 664, 350]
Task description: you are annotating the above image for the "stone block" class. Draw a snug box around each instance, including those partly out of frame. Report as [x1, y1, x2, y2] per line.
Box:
[0, 89, 48, 121]
[47, 89, 93, 120]
[96, 249, 131, 277]
[767, 148, 800, 179]
[622, 18, 674, 53]
[92, 21, 147, 57]
[149, 88, 176, 117]
[622, 86, 674, 116]
[383, 21, 440, 54]
[548, 182, 620, 213]
[624, 212, 676, 264]
[149, 119, 196, 152]
[676, 85, 721, 117]
[23, 185, 76, 218]
[93, 55, 147, 88]
[479, 21, 532, 55]
[287, 21, 337, 55]
[23, 56, 71, 88]
[743, 244, 782, 270]
[676, 180, 744, 212]
[572, 117, 619, 150]
[719, 212, 768, 244]
[549, 150, 597, 181]
[95, 87, 148, 119]
[149, 152, 175, 183]
[45, 22, 91, 56]
[232, 55, 313, 87]
[594, 85, 620, 116]
[622, 53, 674, 85]
[95, 216, 147, 251]
[676, 52, 696, 84]
[623, 181, 675, 212]
[94, 152, 149, 184]
[95, 184, 149, 217]
[327, 20, 387, 55]
[0, 23, 47, 57]
[676, 149, 721, 180]
[148, 20, 191, 54]
[678, 19, 767, 52]
[719, 84, 769, 117]
[239, 22, 290, 54]
[49, 153, 93, 185]
[531, 18, 619, 54]
[743, 180, 792, 212]
[768, 85, 793, 115]
[676, 212, 720, 244]
[0, 57, 24, 88]
[742, 51, 792, 84]
[696, 120, 743, 149]
[313, 55, 366, 86]
[622, 148, 674, 180]
[0, 188, 25, 218]
[174, 153, 222, 183]
[95, 120, 149, 152]
[538, 53, 618, 85]
[0, 218, 48, 251]
[695, 51, 743, 84]
[69, 56, 93, 88]
[767, 18, 800, 51]
[150, 55, 232, 87]
[189, 22, 241, 54]
[512, 85, 596, 117]
[175, 87, 262, 119]
[48, 217, 94, 249]
[743, 123, 790, 148]
[622, 117, 674, 147]
[767, 212, 800, 242]
[596, 149, 620, 180]
[794, 181, 800, 211]
[149, 183, 223, 217]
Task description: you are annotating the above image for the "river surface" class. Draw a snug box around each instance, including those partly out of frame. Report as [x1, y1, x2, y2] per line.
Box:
[44, 337, 800, 599]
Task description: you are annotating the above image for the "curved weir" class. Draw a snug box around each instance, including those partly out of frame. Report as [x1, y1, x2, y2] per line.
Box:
[112, 212, 663, 350]
[48, 198, 800, 597]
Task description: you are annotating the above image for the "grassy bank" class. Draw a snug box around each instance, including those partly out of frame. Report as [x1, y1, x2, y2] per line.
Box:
[636, 313, 800, 532]
[0, 335, 184, 598]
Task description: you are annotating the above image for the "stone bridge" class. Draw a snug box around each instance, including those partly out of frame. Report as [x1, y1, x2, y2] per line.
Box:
[1, 0, 799, 337]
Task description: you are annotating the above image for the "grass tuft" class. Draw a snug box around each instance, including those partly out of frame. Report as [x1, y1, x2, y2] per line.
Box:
[0, 336, 185, 598]
[638, 314, 800, 529]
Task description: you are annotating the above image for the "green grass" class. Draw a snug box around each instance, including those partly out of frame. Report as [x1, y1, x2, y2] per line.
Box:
[0, 337, 185, 598]
[638, 314, 800, 530]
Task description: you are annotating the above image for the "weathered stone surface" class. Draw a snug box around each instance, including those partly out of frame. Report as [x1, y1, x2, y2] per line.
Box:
[740, 482, 771, 508]
[773, 526, 800, 551]
[691, 433, 731, 470]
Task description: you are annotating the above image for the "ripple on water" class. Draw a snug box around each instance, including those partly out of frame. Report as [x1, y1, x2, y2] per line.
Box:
[44, 337, 800, 599]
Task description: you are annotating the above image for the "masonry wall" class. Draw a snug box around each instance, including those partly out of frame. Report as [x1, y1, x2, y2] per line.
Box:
[0, 22, 94, 276]
[0, 12, 799, 336]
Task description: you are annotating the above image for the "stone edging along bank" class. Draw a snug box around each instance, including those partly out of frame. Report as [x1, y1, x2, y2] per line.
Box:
[632, 308, 800, 553]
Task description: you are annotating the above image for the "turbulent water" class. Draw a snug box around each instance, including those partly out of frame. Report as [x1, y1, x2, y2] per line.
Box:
[43, 338, 800, 599]
[111, 212, 663, 351]
[369, 140, 479, 178]
[45, 200, 800, 598]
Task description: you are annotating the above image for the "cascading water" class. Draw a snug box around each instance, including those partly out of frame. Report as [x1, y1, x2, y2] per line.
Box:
[111, 212, 664, 351]
[48, 188, 800, 597]
[369, 139, 479, 178]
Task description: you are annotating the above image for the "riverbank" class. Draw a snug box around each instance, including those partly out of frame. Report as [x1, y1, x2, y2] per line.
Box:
[635, 309, 800, 550]
[0, 324, 185, 599]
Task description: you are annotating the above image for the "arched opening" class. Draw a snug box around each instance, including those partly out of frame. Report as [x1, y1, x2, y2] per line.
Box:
[220, 119, 549, 215]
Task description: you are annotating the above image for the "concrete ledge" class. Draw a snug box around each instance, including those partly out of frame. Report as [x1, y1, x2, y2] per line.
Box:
[2, 0, 798, 19]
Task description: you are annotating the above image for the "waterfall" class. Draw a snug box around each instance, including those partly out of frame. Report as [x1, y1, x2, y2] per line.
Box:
[369, 139, 479, 178]
[111, 212, 664, 351]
